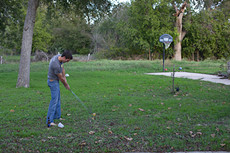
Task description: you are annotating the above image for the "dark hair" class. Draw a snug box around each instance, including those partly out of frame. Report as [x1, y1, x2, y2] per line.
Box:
[61, 50, 73, 59]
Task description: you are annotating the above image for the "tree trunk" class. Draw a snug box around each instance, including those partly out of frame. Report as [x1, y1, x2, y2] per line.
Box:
[173, 2, 187, 61]
[149, 48, 151, 60]
[192, 52, 194, 61]
[16, 0, 39, 88]
[197, 50, 199, 62]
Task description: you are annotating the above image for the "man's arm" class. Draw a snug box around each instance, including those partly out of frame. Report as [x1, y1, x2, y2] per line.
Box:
[57, 73, 70, 90]
[61, 65, 67, 81]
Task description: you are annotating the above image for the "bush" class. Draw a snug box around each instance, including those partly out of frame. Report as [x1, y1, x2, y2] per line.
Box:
[94, 47, 137, 59]
[78, 48, 90, 55]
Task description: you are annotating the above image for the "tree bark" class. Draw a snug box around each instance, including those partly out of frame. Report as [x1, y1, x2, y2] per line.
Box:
[16, 0, 39, 88]
[173, 2, 187, 61]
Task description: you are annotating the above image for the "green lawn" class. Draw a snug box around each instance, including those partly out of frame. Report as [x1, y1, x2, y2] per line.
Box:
[0, 60, 229, 152]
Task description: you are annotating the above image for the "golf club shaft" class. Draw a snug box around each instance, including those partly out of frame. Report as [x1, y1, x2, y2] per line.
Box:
[70, 89, 92, 114]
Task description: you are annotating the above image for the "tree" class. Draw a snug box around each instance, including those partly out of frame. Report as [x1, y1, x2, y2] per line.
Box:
[50, 15, 92, 54]
[32, 6, 52, 53]
[173, 1, 188, 61]
[182, 0, 230, 60]
[16, 0, 112, 88]
[16, 0, 39, 88]
[0, 0, 25, 32]
[0, 0, 26, 55]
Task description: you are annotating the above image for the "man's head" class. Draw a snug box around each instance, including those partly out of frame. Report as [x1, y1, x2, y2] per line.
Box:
[61, 50, 73, 63]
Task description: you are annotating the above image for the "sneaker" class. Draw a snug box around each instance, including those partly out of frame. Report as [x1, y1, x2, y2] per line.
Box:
[50, 122, 57, 126]
[58, 122, 64, 128]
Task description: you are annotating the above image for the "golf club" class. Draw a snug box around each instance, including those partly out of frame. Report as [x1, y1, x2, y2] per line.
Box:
[70, 89, 92, 115]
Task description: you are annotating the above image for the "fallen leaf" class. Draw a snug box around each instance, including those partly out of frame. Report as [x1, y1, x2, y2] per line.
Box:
[168, 107, 172, 110]
[48, 136, 56, 139]
[191, 134, 196, 138]
[135, 127, 140, 130]
[10, 109, 15, 112]
[67, 114, 71, 116]
[220, 144, 226, 147]
[138, 108, 144, 112]
[161, 103, 164, 105]
[167, 127, 171, 129]
[89, 131, 95, 135]
[189, 131, 193, 135]
[66, 134, 72, 137]
[95, 140, 102, 144]
[134, 133, 138, 136]
[129, 104, 132, 107]
[211, 134, 215, 138]
[197, 132, 202, 135]
[79, 142, 87, 146]
[124, 136, 133, 141]
[108, 129, 113, 134]
[216, 128, 219, 132]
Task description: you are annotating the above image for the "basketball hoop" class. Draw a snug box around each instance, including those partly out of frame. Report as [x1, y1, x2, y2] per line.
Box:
[164, 41, 171, 50]
[159, 34, 173, 50]
[159, 34, 173, 72]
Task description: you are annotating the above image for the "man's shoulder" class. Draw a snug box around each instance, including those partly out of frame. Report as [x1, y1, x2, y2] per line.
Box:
[50, 55, 60, 64]
[51, 54, 60, 60]
[49, 55, 61, 68]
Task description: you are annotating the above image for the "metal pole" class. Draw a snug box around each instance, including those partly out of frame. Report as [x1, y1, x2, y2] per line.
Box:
[0, 56, 2, 64]
[163, 43, 165, 72]
[172, 64, 175, 93]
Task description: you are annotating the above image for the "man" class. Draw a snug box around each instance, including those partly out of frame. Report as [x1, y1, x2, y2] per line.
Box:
[46, 50, 73, 127]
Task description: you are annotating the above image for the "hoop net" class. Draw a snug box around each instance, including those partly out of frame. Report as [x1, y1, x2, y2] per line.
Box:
[164, 41, 171, 50]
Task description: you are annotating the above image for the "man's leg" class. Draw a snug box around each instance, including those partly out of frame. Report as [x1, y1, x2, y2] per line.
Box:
[46, 80, 60, 124]
[54, 89, 61, 120]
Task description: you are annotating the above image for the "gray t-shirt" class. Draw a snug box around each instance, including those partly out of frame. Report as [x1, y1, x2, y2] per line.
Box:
[48, 55, 63, 80]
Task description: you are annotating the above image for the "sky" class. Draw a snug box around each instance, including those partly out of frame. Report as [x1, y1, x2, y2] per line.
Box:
[117, 0, 131, 3]
[112, 0, 131, 5]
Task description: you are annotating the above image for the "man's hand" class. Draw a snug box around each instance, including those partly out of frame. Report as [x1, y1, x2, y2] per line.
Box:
[65, 84, 70, 90]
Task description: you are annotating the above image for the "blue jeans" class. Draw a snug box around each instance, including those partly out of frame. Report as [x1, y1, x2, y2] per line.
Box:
[46, 80, 61, 124]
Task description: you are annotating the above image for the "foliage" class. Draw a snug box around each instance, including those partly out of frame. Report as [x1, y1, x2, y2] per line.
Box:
[49, 14, 92, 54]
[183, 7, 230, 60]
[32, 6, 53, 53]
[0, 0, 229, 60]
[0, 0, 26, 55]
[95, 0, 229, 60]
[0, 0, 26, 31]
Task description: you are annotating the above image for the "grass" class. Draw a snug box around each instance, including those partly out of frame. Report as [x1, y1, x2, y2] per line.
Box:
[0, 59, 230, 152]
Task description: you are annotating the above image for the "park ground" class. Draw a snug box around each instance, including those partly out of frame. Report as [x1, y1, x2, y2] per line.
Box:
[0, 59, 230, 152]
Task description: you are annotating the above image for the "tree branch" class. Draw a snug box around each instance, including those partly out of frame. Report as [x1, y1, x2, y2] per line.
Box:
[182, 31, 187, 40]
